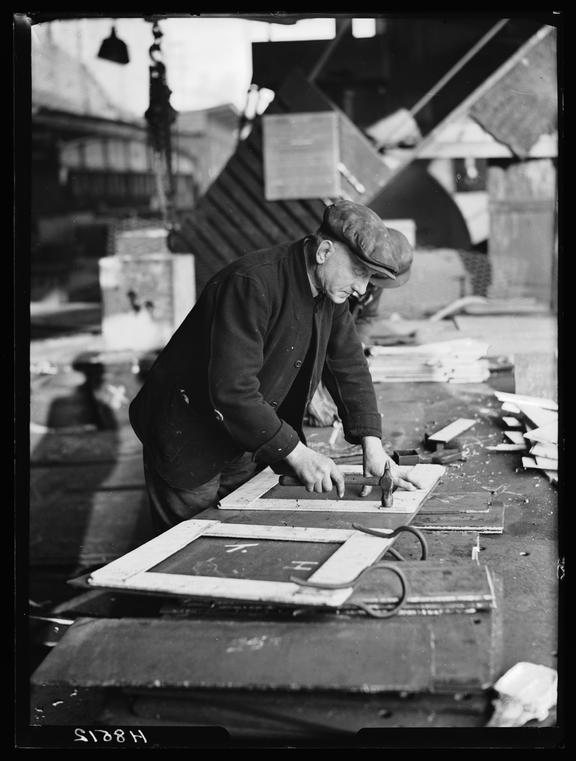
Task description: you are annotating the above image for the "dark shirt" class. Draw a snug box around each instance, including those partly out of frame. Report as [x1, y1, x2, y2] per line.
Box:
[129, 238, 382, 490]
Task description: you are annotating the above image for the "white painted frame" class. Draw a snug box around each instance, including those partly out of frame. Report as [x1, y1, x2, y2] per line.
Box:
[87, 520, 396, 608]
[218, 463, 445, 514]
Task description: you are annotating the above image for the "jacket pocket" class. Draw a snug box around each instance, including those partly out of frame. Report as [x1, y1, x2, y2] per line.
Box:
[153, 386, 195, 463]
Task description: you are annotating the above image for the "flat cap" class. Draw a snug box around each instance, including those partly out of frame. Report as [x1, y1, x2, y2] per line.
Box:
[320, 200, 413, 288]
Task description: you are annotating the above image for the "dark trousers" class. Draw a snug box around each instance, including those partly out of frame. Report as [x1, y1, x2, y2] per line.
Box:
[143, 451, 263, 534]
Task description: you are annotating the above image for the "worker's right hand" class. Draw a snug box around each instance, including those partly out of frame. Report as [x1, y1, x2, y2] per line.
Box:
[284, 442, 345, 498]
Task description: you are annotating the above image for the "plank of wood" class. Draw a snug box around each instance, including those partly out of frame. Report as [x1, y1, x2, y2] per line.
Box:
[369, 338, 488, 357]
[530, 442, 558, 460]
[486, 444, 527, 452]
[217, 469, 279, 507]
[369, 367, 490, 383]
[524, 423, 558, 445]
[427, 418, 476, 443]
[218, 464, 445, 513]
[157, 560, 496, 616]
[413, 503, 505, 533]
[116, 572, 354, 608]
[534, 456, 558, 471]
[419, 492, 492, 513]
[516, 403, 557, 429]
[501, 402, 521, 414]
[502, 416, 523, 428]
[504, 430, 526, 444]
[249, 495, 430, 513]
[31, 613, 499, 692]
[306, 533, 393, 586]
[494, 391, 557, 411]
[347, 562, 496, 609]
[522, 456, 553, 472]
[206, 523, 355, 542]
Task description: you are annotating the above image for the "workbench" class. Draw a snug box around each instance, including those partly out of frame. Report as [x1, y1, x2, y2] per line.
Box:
[23, 374, 561, 748]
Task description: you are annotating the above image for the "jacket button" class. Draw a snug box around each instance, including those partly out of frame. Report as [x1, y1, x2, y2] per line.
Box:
[270, 401, 278, 408]
[294, 360, 302, 368]
[214, 409, 224, 422]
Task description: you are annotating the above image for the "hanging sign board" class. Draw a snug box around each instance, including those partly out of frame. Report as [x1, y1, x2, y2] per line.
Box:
[263, 112, 340, 200]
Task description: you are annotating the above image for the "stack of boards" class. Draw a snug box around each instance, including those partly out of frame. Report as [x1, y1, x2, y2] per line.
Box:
[367, 338, 490, 384]
[487, 391, 558, 486]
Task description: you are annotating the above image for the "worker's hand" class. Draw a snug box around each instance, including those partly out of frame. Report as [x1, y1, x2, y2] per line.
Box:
[284, 441, 345, 498]
[360, 437, 422, 496]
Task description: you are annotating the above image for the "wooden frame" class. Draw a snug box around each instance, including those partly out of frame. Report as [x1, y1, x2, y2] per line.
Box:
[87, 520, 396, 608]
[218, 463, 445, 513]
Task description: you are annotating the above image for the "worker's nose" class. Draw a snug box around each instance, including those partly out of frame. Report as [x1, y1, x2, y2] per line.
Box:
[352, 277, 370, 297]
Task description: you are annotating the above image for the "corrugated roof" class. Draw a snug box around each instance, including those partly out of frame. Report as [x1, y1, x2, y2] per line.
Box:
[176, 71, 392, 293]
[469, 27, 557, 158]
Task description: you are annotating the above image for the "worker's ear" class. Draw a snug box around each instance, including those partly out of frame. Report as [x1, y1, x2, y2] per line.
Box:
[315, 239, 334, 265]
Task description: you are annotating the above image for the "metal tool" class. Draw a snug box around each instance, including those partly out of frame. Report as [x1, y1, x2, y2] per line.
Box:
[392, 449, 420, 466]
[278, 459, 395, 508]
[352, 523, 429, 561]
[289, 522, 429, 618]
[290, 563, 409, 619]
[420, 448, 464, 465]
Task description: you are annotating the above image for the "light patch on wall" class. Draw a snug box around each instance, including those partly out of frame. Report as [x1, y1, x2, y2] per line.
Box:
[352, 18, 376, 38]
[266, 18, 335, 41]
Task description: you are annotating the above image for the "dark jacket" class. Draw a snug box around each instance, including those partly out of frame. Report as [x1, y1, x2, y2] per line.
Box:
[129, 238, 382, 490]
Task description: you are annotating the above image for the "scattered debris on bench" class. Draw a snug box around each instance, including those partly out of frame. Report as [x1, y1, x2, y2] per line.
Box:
[487, 662, 557, 727]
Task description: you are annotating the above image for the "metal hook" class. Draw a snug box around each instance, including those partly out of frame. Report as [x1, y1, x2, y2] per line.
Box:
[290, 563, 409, 618]
[352, 523, 429, 560]
[350, 564, 408, 618]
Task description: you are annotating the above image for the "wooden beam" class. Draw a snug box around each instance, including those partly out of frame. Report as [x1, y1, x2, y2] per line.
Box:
[503, 430, 527, 445]
[524, 423, 558, 445]
[307, 533, 393, 586]
[501, 402, 522, 414]
[516, 403, 557, 430]
[486, 444, 527, 452]
[494, 391, 557, 411]
[406, 26, 555, 167]
[413, 502, 505, 533]
[347, 562, 496, 610]
[427, 419, 476, 446]
[529, 442, 558, 460]
[118, 572, 354, 607]
[522, 456, 557, 472]
[534, 456, 558, 471]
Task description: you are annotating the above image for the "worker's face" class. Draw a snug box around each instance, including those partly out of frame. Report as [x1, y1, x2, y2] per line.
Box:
[314, 239, 373, 304]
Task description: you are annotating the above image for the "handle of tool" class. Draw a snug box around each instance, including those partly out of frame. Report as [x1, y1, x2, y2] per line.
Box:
[278, 474, 382, 487]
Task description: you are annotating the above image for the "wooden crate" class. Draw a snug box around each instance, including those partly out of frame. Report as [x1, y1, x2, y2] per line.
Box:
[99, 254, 195, 351]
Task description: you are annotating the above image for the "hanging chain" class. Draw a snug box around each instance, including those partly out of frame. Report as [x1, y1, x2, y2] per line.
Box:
[144, 20, 178, 232]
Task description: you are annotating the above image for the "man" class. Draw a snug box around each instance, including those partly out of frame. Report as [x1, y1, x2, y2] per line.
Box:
[129, 200, 418, 532]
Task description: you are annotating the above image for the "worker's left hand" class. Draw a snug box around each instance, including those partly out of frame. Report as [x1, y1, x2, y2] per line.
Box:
[360, 436, 422, 497]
